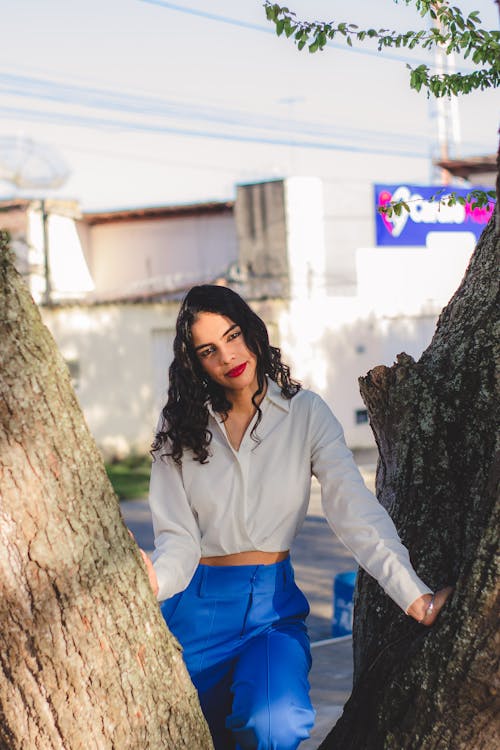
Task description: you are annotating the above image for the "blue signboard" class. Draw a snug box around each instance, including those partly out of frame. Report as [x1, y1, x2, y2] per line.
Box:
[374, 183, 495, 246]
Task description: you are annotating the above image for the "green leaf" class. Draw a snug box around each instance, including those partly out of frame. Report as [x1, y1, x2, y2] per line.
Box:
[263, 1, 498, 101]
[265, 5, 275, 21]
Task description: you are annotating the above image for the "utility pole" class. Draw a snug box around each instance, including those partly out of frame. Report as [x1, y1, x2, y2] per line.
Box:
[41, 199, 52, 306]
[433, 9, 461, 185]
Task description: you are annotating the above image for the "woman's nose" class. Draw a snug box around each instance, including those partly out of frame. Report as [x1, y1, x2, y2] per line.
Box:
[219, 346, 235, 364]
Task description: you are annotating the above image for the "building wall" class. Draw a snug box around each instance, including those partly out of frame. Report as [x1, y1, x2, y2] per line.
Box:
[27, 209, 95, 303]
[42, 303, 179, 459]
[323, 180, 373, 294]
[276, 298, 440, 448]
[285, 177, 326, 299]
[235, 180, 289, 298]
[84, 212, 238, 298]
[42, 294, 446, 457]
[35, 178, 480, 457]
[0, 206, 30, 278]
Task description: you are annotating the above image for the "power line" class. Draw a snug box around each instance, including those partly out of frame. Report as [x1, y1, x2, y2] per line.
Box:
[0, 71, 430, 143]
[0, 71, 436, 152]
[0, 104, 432, 159]
[140, 0, 275, 35]
[2, 70, 489, 159]
[138, 0, 476, 71]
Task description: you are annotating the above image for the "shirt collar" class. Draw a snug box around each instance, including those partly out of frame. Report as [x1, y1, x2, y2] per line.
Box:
[206, 377, 290, 420]
[264, 378, 291, 412]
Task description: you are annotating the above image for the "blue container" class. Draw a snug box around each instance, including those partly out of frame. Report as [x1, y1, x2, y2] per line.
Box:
[332, 571, 357, 637]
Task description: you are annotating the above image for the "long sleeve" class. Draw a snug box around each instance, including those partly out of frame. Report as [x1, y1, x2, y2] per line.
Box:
[148, 448, 202, 602]
[309, 394, 432, 612]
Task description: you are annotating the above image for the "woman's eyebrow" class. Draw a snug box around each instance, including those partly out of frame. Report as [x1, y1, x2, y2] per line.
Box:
[194, 324, 238, 351]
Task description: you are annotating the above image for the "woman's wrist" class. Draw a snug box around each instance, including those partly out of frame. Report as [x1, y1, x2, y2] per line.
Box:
[407, 593, 434, 623]
[417, 593, 435, 623]
[406, 587, 454, 626]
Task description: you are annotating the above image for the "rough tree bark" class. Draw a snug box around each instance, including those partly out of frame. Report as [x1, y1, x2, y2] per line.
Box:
[0, 233, 213, 749]
[321, 218, 499, 749]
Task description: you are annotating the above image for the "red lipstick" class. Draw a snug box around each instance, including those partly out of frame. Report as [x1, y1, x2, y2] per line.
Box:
[226, 363, 247, 378]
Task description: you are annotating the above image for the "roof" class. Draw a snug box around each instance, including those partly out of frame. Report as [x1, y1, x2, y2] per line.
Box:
[434, 154, 497, 180]
[83, 200, 235, 225]
[0, 198, 81, 218]
[0, 198, 32, 212]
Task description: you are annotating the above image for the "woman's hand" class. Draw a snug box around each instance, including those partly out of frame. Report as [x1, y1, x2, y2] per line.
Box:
[407, 586, 454, 626]
[128, 530, 159, 597]
[138, 547, 159, 598]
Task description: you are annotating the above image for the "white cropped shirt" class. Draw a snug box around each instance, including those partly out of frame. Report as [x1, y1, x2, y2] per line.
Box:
[149, 379, 432, 611]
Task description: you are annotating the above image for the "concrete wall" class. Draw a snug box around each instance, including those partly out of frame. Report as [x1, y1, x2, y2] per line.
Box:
[27, 209, 95, 303]
[234, 180, 289, 298]
[42, 303, 179, 458]
[42, 293, 446, 457]
[37, 178, 479, 456]
[85, 212, 238, 298]
[276, 298, 440, 448]
[323, 180, 373, 295]
[0, 206, 30, 279]
[273, 184, 477, 447]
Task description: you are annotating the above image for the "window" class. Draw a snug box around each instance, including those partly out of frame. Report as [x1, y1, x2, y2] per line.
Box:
[65, 359, 80, 389]
[355, 408, 369, 425]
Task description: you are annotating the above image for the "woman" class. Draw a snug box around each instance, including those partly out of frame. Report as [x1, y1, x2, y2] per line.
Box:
[143, 284, 452, 750]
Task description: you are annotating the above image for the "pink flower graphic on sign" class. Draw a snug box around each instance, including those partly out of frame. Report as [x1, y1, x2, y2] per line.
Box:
[464, 200, 494, 224]
[378, 190, 394, 234]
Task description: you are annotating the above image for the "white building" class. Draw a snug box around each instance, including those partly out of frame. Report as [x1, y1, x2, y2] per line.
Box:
[1, 175, 490, 457]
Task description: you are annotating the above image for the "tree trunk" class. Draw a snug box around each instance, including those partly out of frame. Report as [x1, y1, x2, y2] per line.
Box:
[321, 218, 499, 750]
[0, 232, 213, 749]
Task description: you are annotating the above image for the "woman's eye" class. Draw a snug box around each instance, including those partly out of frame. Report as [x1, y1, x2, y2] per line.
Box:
[228, 330, 241, 342]
[199, 347, 214, 359]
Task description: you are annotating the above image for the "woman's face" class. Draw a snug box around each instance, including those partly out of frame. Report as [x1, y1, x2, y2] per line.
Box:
[190, 312, 258, 397]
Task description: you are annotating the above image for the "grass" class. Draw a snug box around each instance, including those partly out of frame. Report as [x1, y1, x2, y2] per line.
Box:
[105, 454, 151, 500]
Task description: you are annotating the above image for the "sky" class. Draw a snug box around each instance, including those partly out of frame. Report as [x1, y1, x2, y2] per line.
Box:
[0, 0, 498, 210]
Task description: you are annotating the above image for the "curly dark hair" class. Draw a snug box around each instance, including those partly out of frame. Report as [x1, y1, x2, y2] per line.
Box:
[152, 284, 301, 464]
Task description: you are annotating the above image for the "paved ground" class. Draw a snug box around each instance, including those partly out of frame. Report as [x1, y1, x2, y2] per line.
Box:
[120, 450, 377, 749]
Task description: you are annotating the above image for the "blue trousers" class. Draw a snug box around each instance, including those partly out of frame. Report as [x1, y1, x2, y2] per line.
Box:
[161, 558, 315, 750]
